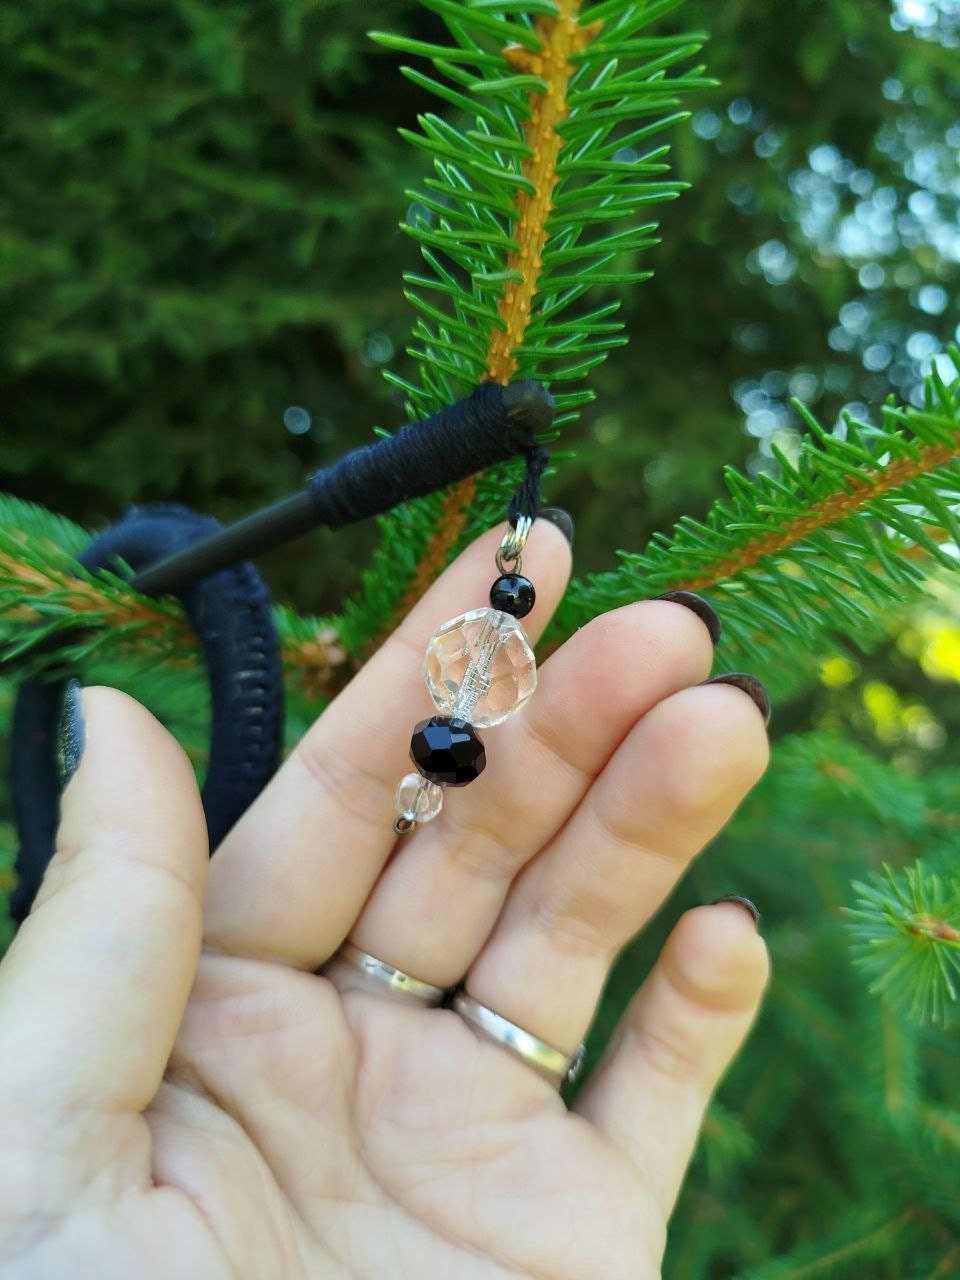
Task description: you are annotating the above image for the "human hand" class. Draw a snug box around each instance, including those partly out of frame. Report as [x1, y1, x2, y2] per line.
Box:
[0, 519, 769, 1279]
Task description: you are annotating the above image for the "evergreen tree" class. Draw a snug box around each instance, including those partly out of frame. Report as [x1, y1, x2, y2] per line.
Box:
[2, 1, 959, 1275]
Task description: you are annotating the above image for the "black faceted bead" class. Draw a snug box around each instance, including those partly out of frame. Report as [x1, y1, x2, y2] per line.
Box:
[489, 573, 536, 619]
[410, 715, 486, 786]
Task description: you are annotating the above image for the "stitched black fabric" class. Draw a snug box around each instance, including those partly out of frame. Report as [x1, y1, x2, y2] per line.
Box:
[9, 503, 284, 921]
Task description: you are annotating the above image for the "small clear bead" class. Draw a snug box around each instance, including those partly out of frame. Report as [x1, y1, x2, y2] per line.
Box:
[424, 607, 537, 728]
[395, 772, 444, 823]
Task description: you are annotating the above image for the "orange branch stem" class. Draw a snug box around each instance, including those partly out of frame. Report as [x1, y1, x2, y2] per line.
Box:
[384, 1, 600, 635]
[678, 440, 960, 594]
[1, 548, 348, 700]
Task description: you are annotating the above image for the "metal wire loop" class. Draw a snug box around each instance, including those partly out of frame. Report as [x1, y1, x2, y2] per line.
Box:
[495, 514, 533, 576]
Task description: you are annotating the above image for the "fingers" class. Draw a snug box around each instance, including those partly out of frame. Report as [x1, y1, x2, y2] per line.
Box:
[202, 519, 572, 965]
[575, 901, 769, 1216]
[347, 598, 716, 988]
[0, 685, 208, 1114]
[460, 680, 770, 1056]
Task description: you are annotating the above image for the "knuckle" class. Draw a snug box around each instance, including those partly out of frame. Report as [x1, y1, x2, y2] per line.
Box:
[293, 732, 393, 832]
[525, 869, 622, 958]
[447, 818, 526, 884]
[632, 1021, 701, 1086]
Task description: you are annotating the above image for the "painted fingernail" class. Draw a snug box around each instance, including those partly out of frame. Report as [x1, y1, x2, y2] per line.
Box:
[702, 672, 772, 726]
[57, 678, 86, 790]
[654, 590, 721, 645]
[538, 507, 574, 547]
[711, 895, 761, 930]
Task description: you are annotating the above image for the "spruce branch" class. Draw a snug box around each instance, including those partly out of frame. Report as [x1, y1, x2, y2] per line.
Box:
[380, 0, 605, 618]
[722, 726, 960, 1034]
[549, 353, 960, 699]
[846, 861, 960, 1027]
[735, 1207, 917, 1280]
[697, 1100, 755, 1182]
[0, 496, 348, 703]
[356, 0, 708, 648]
[927, 1246, 960, 1280]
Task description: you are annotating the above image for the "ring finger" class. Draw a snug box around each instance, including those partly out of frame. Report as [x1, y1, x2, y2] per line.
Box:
[457, 678, 770, 1062]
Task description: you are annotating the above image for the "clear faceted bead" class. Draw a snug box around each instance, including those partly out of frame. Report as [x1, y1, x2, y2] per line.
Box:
[395, 772, 444, 823]
[423, 607, 537, 728]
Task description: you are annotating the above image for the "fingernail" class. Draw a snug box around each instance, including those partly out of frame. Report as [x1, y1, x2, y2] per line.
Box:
[57, 679, 86, 790]
[654, 590, 721, 646]
[711, 895, 761, 930]
[538, 506, 574, 547]
[702, 672, 772, 726]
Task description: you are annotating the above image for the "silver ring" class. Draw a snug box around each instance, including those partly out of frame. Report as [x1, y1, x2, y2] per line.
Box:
[495, 514, 534, 575]
[451, 990, 586, 1089]
[326, 942, 448, 1007]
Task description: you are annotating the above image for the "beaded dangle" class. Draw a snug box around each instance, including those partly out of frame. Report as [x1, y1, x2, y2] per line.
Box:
[392, 514, 538, 834]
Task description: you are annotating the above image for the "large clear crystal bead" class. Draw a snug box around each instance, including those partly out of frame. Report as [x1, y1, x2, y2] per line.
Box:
[395, 772, 444, 823]
[424, 607, 537, 728]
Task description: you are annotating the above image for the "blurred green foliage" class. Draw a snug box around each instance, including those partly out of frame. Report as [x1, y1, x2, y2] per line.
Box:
[3, 0, 960, 1275]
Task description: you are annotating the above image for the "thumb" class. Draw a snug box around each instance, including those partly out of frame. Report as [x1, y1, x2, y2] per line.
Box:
[0, 682, 209, 1114]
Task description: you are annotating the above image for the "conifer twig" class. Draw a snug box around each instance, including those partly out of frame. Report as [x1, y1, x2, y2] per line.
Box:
[928, 1246, 960, 1280]
[739, 1208, 916, 1280]
[846, 861, 960, 1026]
[550, 360, 960, 691]
[392, 0, 600, 617]
[356, 3, 707, 654]
[0, 501, 349, 699]
[677, 438, 960, 593]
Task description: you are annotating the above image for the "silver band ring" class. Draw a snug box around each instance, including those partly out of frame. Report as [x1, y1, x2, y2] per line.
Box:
[328, 942, 448, 1007]
[452, 990, 586, 1089]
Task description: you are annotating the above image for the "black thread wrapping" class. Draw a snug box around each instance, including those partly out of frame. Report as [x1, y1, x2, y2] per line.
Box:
[308, 379, 554, 529]
[128, 380, 554, 598]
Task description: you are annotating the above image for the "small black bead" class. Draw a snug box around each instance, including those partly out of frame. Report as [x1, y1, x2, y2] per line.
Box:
[410, 715, 486, 786]
[489, 574, 536, 619]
